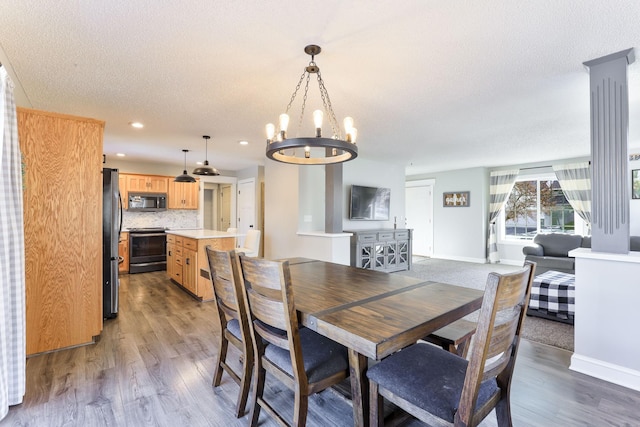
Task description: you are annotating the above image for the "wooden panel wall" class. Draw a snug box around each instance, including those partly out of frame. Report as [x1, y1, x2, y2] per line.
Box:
[18, 108, 104, 355]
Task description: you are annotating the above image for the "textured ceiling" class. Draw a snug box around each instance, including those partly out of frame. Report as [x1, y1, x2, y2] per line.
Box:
[2, 1, 640, 175]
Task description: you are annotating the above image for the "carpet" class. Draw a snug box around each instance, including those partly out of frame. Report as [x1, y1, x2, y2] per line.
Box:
[396, 257, 574, 352]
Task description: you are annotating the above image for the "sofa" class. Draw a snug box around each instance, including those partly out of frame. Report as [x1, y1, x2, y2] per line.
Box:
[523, 233, 640, 275]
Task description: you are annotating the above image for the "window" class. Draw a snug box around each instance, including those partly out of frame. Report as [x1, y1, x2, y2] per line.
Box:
[503, 175, 577, 240]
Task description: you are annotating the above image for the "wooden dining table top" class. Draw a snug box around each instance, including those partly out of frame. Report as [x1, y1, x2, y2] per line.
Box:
[281, 257, 485, 426]
[285, 258, 485, 360]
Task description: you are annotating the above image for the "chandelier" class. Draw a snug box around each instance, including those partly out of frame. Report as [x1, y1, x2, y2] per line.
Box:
[265, 45, 358, 165]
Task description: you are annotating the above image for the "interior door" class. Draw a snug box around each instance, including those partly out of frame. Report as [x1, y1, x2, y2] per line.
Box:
[237, 179, 256, 247]
[406, 181, 434, 257]
[220, 184, 232, 231]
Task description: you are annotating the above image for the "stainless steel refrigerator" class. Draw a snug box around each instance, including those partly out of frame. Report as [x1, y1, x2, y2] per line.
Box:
[103, 168, 122, 319]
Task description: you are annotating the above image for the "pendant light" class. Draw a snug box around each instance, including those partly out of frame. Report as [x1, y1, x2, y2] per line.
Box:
[175, 149, 196, 182]
[193, 135, 220, 176]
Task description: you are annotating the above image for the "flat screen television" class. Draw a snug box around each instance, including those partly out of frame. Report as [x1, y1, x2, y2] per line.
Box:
[349, 185, 391, 220]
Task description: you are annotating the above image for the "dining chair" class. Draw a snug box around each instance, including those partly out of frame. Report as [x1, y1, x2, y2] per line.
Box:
[238, 255, 350, 427]
[237, 229, 260, 257]
[367, 261, 536, 427]
[226, 227, 238, 233]
[205, 246, 253, 418]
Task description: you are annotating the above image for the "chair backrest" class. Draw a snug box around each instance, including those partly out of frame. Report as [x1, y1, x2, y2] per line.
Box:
[226, 227, 238, 234]
[456, 261, 536, 425]
[240, 229, 261, 257]
[238, 255, 307, 381]
[205, 247, 250, 339]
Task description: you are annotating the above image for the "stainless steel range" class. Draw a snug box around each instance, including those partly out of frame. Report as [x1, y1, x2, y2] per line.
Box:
[128, 227, 167, 273]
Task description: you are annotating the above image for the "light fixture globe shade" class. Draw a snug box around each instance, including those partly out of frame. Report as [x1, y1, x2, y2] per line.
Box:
[193, 161, 220, 176]
[175, 171, 196, 182]
[175, 149, 196, 182]
[193, 135, 220, 176]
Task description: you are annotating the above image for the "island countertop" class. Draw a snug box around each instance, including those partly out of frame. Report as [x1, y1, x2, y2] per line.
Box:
[165, 229, 241, 240]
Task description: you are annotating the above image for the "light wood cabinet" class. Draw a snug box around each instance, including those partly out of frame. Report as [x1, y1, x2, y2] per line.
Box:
[166, 237, 175, 280]
[126, 174, 169, 194]
[345, 229, 413, 273]
[118, 174, 128, 209]
[168, 180, 199, 209]
[182, 246, 198, 294]
[118, 232, 129, 273]
[166, 233, 235, 300]
[19, 107, 104, 355]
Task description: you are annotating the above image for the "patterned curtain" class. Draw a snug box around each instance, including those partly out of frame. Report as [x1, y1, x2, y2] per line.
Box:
[487, 169, 519, 263]
[553, 162, 591, 231]
[0, 66, 26, 420]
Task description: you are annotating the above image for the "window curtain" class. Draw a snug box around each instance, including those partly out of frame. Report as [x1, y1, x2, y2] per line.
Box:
[487, 169, 519, 263]
[0, 66, 26, 420]
[553, 162, 591, 232]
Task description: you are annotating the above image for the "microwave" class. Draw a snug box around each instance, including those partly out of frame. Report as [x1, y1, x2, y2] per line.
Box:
[127, 193, 167, 211]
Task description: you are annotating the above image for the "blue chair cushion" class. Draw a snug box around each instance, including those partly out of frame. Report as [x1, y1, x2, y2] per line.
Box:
[366, 343, 498, 423]
[264, 328, 349, 383]
[226, 318, 242, 340]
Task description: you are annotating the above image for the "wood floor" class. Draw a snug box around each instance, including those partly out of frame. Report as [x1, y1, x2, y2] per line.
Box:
[5, 271, 640, 426]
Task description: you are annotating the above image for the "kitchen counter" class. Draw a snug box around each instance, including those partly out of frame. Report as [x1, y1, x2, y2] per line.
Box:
[166, 229, 242, 239]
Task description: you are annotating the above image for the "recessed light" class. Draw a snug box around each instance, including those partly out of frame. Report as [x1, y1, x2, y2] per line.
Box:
[239, 140, 249, 145]
[129, 122, 144, 128]
[196, 161, 203, 165]
[116, 153, 126, 157]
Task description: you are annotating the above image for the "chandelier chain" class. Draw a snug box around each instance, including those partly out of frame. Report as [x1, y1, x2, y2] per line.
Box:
[296, 73, 311, 134]
[317, 71, 341, 139]
[285, 69, 308, 115]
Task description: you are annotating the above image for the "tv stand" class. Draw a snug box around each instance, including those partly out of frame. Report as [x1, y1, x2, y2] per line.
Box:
[344, 229, 412, 272]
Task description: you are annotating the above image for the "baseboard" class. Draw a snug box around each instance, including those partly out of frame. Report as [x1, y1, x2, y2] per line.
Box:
[570, 353, 640, 392]
[494, 258, 522, 266]
[431, 254, 487, 264]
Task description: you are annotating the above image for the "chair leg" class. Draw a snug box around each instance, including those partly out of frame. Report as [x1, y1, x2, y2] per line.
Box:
[293, 389, 309, 427]
[212, 334, 229, 387]
[369, 380, 384, 427]
[495, 396, 513, 427]
[249, 360, 266, 427]
[234, 346, 253, 418]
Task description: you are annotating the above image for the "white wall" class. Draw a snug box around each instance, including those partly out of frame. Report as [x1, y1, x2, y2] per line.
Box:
[298, 166, 325, 232]
[343, 158, 406, 231]
[570, 249, 640, 391]
[408, 167, 488, 263]
[264, 158, 407, 260]
[264, 162, 301, 260]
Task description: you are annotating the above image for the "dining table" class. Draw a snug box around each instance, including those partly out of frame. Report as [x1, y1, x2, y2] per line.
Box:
[284, 258, 485, 427]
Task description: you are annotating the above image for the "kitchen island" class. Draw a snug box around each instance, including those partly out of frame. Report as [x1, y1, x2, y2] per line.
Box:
[165, 229, 240, 301]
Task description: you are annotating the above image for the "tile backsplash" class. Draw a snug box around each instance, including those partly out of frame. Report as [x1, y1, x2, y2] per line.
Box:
[122, 210, 198, 230]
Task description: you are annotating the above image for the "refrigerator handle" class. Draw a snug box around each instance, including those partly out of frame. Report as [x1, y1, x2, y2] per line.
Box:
[118, 191, 123, 237]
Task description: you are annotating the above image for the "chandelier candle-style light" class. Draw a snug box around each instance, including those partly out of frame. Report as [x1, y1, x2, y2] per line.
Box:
[265, 45, 358, 165]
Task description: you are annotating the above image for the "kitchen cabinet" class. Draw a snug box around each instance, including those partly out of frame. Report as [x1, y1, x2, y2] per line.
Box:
[19, 107, 104, 355]
[345, 229, 412, 273]
[168, 180, 199, 209]
[166, 230, 236, 300]
[182, 246, 198, 294]
[125, 174, 169, 194]
[118, 174, 128, 209]
[118, 231, 129, 273]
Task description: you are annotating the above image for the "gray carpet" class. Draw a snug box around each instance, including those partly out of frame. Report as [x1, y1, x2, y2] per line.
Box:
[396, 257, 574, 352]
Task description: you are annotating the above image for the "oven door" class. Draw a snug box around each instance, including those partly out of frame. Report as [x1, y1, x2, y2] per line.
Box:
[129, 233, 167, 264]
